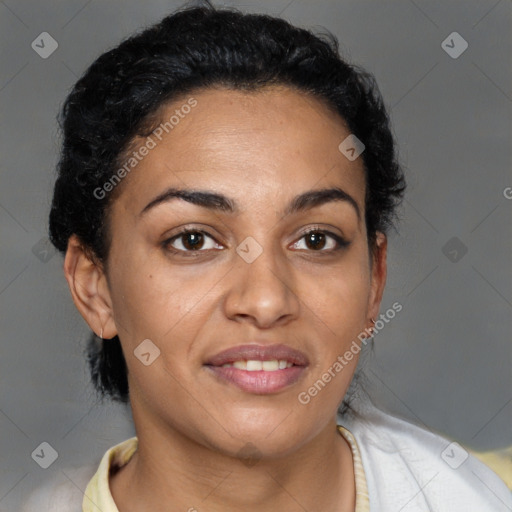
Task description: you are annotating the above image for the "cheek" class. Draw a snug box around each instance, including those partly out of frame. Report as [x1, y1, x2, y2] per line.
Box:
[296, 263, 369, 410]
[301, 256, 371, 333]
[107, 251, 221, 346]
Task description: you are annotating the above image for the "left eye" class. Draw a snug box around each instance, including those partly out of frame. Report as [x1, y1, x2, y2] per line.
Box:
[292, 230, 346, 251]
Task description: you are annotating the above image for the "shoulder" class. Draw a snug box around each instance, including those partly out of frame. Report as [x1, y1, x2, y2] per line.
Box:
[21, 465, 96, 512]
[21, 437, 137, 512]
[339, 393, 512, 511]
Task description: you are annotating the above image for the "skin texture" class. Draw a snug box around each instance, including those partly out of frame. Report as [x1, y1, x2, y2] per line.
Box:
[64, 85, 387, 512]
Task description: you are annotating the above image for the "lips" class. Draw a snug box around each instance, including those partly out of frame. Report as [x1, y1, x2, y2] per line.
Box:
[204, 344, 309, 394]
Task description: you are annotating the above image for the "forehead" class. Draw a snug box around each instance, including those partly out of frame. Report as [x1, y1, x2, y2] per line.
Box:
[115, 85, 366, 215]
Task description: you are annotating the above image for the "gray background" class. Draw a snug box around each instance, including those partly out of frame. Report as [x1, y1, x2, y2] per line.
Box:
[1, 0, 511, 508]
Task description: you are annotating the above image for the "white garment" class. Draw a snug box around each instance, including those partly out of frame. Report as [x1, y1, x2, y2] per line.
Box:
[21, 465, 94, 512]
[22, 393, 511, 511]
[339, 389, 512, 511]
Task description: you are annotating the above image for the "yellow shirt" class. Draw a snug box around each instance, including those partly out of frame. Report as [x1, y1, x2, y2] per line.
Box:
[82, 425, 370, 512]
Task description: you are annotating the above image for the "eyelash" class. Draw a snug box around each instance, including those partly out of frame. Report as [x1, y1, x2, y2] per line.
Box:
[162, 226, 349, 257]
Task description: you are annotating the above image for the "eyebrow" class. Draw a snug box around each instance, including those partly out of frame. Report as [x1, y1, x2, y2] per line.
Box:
[139, 186, 361, 220]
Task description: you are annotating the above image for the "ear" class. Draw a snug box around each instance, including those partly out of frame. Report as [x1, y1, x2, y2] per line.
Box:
[366, 231, 387, 321]
[63, 235, 117, 339]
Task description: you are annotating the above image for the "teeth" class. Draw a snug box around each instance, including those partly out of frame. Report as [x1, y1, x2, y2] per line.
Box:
[220, 359, 294, 371]
[262, 360, 278, 371]
[247, 360, 263, 371]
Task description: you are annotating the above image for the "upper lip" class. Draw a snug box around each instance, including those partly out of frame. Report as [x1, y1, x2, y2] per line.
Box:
[205, 344, 309, 367]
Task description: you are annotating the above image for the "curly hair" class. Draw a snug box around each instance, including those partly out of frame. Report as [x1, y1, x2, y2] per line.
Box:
[49, 1, 405, 406]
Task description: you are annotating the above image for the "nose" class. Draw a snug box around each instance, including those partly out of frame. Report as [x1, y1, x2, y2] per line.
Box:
[223, 242, 300, 329]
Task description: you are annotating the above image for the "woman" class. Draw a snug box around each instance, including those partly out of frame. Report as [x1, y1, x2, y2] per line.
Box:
[26, 3, 511, 511]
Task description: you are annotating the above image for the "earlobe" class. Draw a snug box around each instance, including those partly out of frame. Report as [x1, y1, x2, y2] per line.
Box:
[63, 235, 117, 339]
[367, 232, 388, 321]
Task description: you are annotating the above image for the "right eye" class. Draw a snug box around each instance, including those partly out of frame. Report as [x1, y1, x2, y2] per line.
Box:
[163, 229, 223, 255]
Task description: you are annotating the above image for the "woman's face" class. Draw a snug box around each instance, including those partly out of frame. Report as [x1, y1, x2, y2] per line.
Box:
[78, 85, 386, 457]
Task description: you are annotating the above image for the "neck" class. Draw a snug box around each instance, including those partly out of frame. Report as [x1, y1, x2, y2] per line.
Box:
[110, 406, 355, 512]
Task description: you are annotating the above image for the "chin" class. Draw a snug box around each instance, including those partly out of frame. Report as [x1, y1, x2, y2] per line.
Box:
[206, 428, 307, 463]
[199, 406, 313, 459]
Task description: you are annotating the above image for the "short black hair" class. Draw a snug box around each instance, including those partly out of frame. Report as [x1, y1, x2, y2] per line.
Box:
[49, 1, 405, 406]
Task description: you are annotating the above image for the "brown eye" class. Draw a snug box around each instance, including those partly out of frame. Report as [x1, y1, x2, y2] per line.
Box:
[291, 229, 349, 252]
[181, 232, 205, 250]
[304, 231, 327, 250]
[164, 229, 222, 254]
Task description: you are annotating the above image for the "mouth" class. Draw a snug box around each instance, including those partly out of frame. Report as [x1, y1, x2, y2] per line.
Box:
[204, 344, 309, 394]
[218, 360, 294, 370]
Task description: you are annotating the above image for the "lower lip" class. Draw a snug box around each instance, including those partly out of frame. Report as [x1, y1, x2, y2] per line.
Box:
[205, 365, 306, 394]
